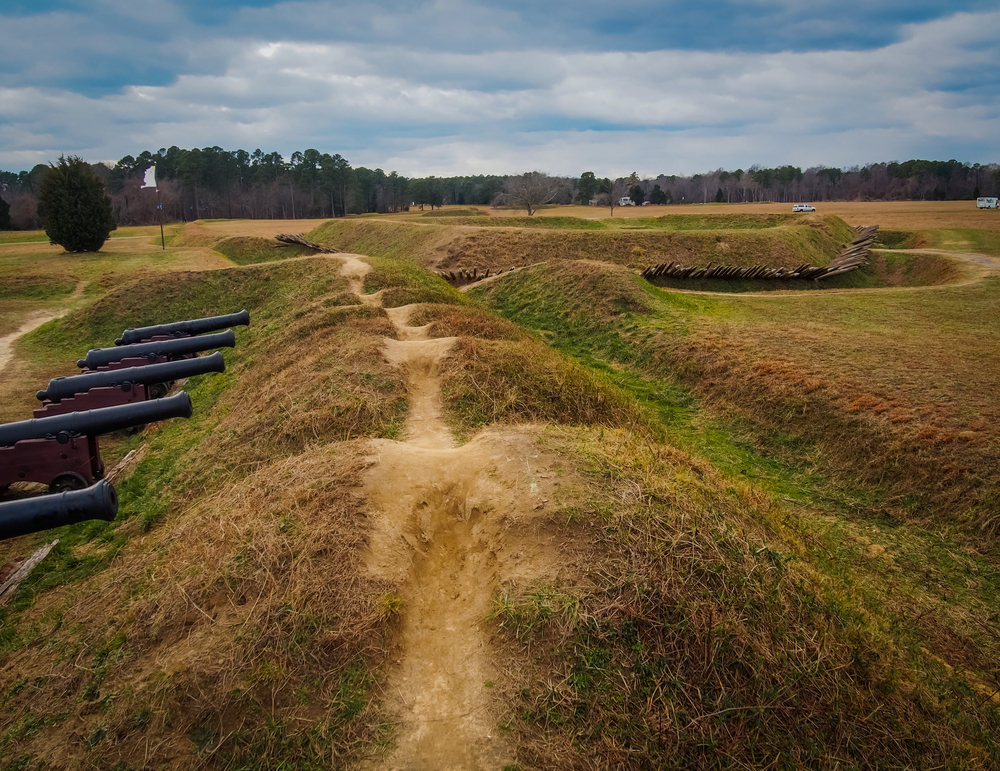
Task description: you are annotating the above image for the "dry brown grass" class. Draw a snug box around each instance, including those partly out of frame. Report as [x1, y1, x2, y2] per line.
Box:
[192, 311, 406, 475]
[438, 337, 646, 434]
[433, 227, 822, 272]
[491, 427, 1000, 769]
[666, 321, 1000, 539]
[0, 444, 395, 768]
[405, 303, 530, 341]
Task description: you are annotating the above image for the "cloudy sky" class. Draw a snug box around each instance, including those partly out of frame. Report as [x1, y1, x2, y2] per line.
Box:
[1, 0, 998, 178]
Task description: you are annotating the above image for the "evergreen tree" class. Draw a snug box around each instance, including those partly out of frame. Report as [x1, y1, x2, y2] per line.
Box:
[37, 156, 116, 252]
[0, 193, 11, 230]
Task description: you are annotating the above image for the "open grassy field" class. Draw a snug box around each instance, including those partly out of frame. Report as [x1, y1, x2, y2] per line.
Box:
[0, 202, 998, 770]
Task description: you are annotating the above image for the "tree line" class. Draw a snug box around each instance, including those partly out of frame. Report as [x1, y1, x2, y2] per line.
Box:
[1, 146, 998, 230]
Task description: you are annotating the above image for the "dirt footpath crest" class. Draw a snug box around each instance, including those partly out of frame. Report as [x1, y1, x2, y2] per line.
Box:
[334, 256, 567, 770]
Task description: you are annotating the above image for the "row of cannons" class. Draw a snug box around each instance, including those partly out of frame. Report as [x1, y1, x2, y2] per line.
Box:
[0, 310, 251, 541]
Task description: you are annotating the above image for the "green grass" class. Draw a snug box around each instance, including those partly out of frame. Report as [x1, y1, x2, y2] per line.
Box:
[0, 254, 405, 769]
[422, 216, 609, 230]
[495, 428, 1000, 769]
[607, 212, 799, 230]
[212, 235, 313, 265]
[468, 263, 863, 510]
[928, 228, 1000, 257]
[307, 219, 443, 262]
[0, 231, 49, 245]
[308, 214, 857, 273]
[358, 252, 473, 307]
[419, 208, 487, 218]
[0, 274, 78, 301]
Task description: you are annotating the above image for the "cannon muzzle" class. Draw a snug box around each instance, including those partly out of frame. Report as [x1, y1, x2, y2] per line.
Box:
[78, 329, 236, 370]
[39, 351, 226, 403]
[0, 480, 118, 540]
[0, 392, 192, 448]
[116, 309, 250, 345]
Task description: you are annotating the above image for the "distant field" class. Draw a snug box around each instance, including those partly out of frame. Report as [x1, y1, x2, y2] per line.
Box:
[394, 200, 1000, 230]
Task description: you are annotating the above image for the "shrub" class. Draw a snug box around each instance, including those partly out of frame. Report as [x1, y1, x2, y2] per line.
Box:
[37, 155, 116, 252]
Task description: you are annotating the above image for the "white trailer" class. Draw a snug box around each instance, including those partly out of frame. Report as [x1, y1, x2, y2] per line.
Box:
[977, 197, 999, 209]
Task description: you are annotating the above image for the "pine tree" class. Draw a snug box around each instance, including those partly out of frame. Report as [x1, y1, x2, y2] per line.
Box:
[37, 156, 116, 252]
[0, 193, 11, 231]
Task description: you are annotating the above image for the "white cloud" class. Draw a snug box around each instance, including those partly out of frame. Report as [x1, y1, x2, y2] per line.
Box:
[0, 8, 997, 172]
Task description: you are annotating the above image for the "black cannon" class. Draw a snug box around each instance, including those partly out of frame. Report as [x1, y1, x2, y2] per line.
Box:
[0, 480, 118, 541]
[78, 329, 236, 371]
[0, 392, 192, 492]
[116, 309, 250, 346]
[35, 351, 226, 416]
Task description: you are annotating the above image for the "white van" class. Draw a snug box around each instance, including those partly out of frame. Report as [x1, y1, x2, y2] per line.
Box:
[977, 197, 999, 209]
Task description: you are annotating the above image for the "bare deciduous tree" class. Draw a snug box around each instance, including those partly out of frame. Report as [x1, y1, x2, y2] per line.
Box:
[596, 178, 630, 217]
[502, 171, 558, 216]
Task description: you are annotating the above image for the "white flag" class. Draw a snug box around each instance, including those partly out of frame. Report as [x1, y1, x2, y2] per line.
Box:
[141, 167, 157, 189]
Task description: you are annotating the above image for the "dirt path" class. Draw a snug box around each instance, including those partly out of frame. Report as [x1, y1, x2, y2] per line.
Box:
[0, 280, 86, 371]
[329, 258, 567, 770]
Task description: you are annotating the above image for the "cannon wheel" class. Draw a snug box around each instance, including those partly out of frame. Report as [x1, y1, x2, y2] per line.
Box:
[49, 472, 88, 493]
[148, 382, 169, 399]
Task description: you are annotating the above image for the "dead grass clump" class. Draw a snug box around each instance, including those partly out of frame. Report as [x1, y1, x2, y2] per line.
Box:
[379, 285, 462, 308]
[437, 226, 839, 272]
[405, 303, 529, 341]
[0, 444, 394, 768]
[58, 257, 350, 351]
[420, 208, 486, 218]
[666, 335, 1000, 543]
[357, 254, 470, 309]
[195, 312, 406, 469]
[166, 221, 219, 248]
[492, 427, 1000, 769]
[212, 235, 312, 265]
[0, 273, 78, 300]
[439, 337, 645, 432]
[869, 251, 965, 287]
[475, 259, 655, 322]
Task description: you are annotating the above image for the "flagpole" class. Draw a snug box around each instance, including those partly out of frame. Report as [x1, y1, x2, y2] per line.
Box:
[142, 166, 165, 251]
[157, 187, 165, 250]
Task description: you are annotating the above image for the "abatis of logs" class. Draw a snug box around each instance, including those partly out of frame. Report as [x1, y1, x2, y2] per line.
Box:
[274, 233, 344, 253]
[436, 267, 517, 287]
[640, 225, 879, 283]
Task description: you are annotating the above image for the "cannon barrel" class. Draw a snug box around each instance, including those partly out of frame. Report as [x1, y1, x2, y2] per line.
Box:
[0, 392, 192, 448]
[0, 480, 118, 541]
[38, 351, 226, 403]
[116, 309, 250, 345]
[78, 329, 236, 370]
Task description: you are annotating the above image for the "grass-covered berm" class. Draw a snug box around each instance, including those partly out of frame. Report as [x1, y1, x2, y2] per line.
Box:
[0, 257, 418, 768]
[308, 212, 860, 274]
[0, 218, 996, 770]
[471, 258, 1000, 545]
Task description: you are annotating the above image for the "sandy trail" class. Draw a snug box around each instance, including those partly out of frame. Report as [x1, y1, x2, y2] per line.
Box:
[364, 296, 505, 769]
[327, 260, 559, 770]
[0, 281, 86, 372]
[380, 306, 457, 450]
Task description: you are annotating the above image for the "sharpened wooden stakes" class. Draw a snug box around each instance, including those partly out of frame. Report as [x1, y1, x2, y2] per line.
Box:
[639, 225, 879, 283]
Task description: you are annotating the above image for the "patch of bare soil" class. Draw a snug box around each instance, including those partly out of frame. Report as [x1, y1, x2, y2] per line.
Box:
[330, 269, 571, 770]
[0, 280, 86, 371]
